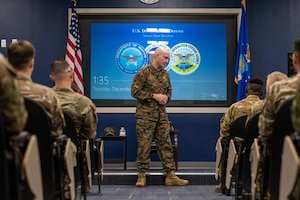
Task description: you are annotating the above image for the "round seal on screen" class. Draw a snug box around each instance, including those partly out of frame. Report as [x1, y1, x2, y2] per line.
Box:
[145, 43, 171, 71]
[115, 42, 148, 74]
[170, 43, 201, 75]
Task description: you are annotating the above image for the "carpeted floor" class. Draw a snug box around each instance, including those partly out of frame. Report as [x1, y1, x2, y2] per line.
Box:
[85, 185, 232, 200]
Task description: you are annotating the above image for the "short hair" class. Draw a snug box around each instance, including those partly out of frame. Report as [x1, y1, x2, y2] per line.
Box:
[247, 77, 263, 96]
[7, 40, 35, 70]
[50, 60, 70, 75]
[266, 71, 288, 93]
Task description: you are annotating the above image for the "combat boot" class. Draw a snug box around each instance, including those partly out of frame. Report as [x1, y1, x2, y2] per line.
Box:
[136, 172, 146, 187]
[165, 170, 189, 186]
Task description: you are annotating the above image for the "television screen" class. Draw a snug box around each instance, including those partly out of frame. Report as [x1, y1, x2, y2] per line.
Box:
[79, 10, 238, 107]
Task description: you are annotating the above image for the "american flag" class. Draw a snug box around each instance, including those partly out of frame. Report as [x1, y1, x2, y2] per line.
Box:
[65, 7, 84, 94]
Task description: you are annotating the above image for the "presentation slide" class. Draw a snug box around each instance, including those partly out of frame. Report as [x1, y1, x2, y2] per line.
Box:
[90, 22, 227, 101]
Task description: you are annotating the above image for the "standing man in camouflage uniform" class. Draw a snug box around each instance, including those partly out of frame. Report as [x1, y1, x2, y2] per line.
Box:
[50, 60, 98, 140]
[131, 47, 188, 187]
[0, 53, 27, 134]
[7, 40, 65, 137]
[215, 77, 263, 192]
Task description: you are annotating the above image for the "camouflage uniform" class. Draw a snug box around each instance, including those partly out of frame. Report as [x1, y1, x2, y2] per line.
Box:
[292, 80, 300, 133]
[290, 77, 300, 199]
[258, 74, 300, 137]
[131, 64, 174, 172]
[53, 87, 98, 139]
[16, 76, 65, 137]
[255, 74, 300, 199]
[220, 94, 261, 138]
[0, 54, 27, 134]
[245, 99, 265, 125]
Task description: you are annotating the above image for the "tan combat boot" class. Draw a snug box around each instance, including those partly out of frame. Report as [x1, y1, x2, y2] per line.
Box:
[136, 172, 146, 187]
[165, 170, 189, 186]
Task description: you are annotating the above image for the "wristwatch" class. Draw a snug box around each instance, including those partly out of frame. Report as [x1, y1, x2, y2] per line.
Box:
[139, 0, 160, 4]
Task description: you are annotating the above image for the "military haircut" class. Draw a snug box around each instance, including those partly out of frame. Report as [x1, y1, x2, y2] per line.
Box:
[7, 40, 35, 70]
[50, 60, 70, 75]
[247, 77, 263, 97]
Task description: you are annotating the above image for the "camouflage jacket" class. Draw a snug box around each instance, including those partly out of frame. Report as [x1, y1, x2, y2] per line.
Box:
[53, 87, 98, 139]
[16, 76, 65, 137]
[0, 54, 28, 134]
[292, 83, 300, 133]
[258, 74, 300, 136]
[220, 94, 261, 138]
[131, 64, 172, 122]
[245, 99, 265, 125]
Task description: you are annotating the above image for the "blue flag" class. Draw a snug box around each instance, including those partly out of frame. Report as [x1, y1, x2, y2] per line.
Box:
[235, 0, 251, 101]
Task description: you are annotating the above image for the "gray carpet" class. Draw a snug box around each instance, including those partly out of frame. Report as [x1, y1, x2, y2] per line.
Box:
[85, 185, 232, 200]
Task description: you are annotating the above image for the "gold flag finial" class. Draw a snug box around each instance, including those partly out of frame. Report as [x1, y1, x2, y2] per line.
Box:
[241, 0, 246, 11]
[72, 0, 77, 6]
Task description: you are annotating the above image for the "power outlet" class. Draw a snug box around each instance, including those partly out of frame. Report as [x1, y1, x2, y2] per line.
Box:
[1, 39, 6, 48]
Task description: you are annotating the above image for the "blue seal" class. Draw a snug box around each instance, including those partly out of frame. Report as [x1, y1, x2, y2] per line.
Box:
[115, 42, 148, 74]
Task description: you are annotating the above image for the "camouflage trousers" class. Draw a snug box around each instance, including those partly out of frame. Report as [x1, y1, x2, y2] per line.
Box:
[136, 118, 175, 172]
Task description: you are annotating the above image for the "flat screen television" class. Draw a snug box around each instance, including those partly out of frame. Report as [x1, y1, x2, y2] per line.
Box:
[78, 9, 238, 107]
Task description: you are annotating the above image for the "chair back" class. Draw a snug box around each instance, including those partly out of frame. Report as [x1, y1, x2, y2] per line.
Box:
[269, 97, 295, 199]
[63, 111, 80, 146]
[0, 115, 10, 199]
[242, 112, 260, 191]
[22, 134, 43, 200]
[229, 115, 247, 139]
[24, 97, 56, 200]
[279, 134, 300, 200]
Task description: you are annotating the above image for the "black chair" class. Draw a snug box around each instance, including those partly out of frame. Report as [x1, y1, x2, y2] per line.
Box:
[63, 111, 94, 200]
[242, 112, 260, 198]
[225, 115, 247, 198]
[1, 111, 43, 200]
[0, 114, 10, 200]
[24, 97, 71, 200]
[24, 97, 56, 200]
[150, 121, 179, 170]
[268, 97, 295, 199]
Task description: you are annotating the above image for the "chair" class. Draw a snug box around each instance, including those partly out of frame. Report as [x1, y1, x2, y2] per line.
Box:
[225, 115, 247, 197]
[63, 111, 92, 200]
[95, 138, 104, 194]
[20, 133, 43, 200]
[215, 136, 230, 194]
[268, 97, 295, 199]
[150, 121, 179, 170]
[250, 138, 261, 200]
[64, 138, 76, 200]
[279, 134, 300, 200]
[24, 97, 56, 200]
[24, 97, 72, 200]
[63, 111, 81, 197]
[0, 114, 10, 199]
[242, 112, 260, 198]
